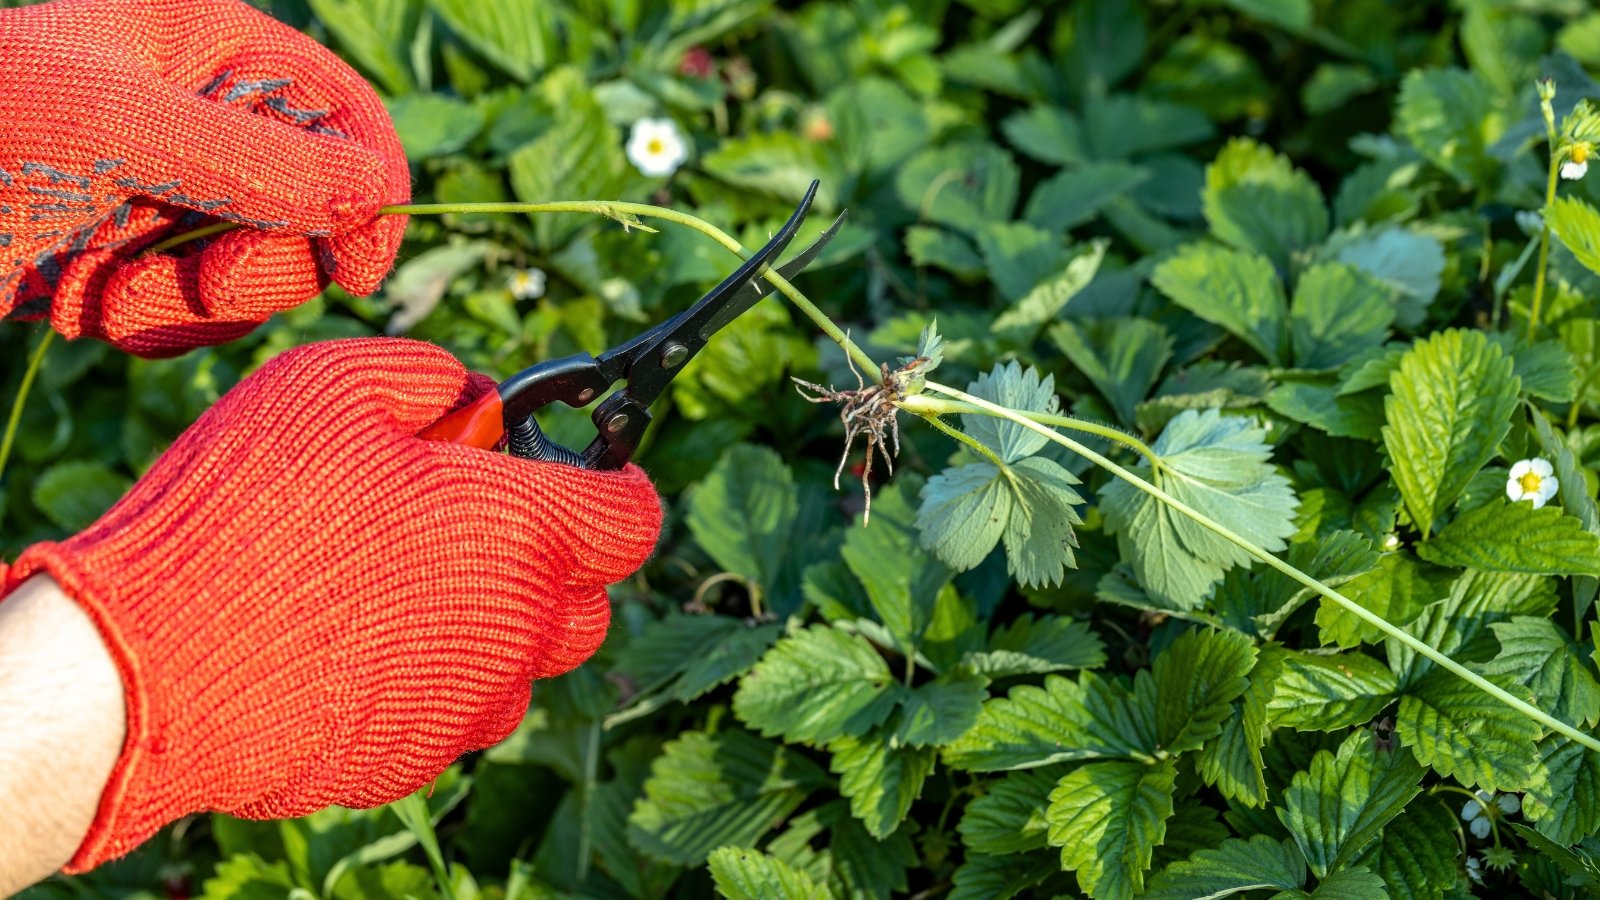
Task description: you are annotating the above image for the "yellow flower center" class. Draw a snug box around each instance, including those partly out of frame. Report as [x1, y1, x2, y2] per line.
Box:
[1574, 143, 1590, 165]
[647, 138, 665, 155]
[1519, 471, 1544, 495]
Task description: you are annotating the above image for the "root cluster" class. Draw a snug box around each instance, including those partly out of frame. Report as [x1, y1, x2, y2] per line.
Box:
[793, 353, 922, 521]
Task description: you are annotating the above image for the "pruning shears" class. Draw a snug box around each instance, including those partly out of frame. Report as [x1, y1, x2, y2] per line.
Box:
[420, 180, 842, 469]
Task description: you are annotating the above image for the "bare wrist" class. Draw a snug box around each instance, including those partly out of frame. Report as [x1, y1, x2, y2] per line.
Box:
[0, 574, 126, 893]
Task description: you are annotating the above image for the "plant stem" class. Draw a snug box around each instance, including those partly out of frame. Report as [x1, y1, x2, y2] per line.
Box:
[145, 202, 884, 379]
[391, 793, 457, 900]
[913, 386, 1164, 474]
[1530, 85, 1561, 342]
[0, 329, 53, 484]
[901, 386, 1600, 754]
[1530, 155, 1560, 341]
[916, 411, 1011, 474]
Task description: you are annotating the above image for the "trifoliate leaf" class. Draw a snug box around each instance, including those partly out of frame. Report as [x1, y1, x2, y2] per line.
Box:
[1316, 553, 1446, 649]
[1001, 105, 1086, 166]
[1046, 759, 1177, 900]
[732, 625, 904, 745]
[1396, 668, 1541, 792]
[1101, 409, 1300, 610]
[1329, 228, 1445, 331]
[1024, 162, 1151, 233]
[1257, 646, 1397, 733]
[943, 672, 1151, 772]
[1359, 795, 1458, 900]
[1265, 375, 1387, 441]
[1002, 457, 1084, 588]
[1153, 629, 1258, 755]
[961, 361, 1062, 463]
[673, 623, 785, 703]
[905, 226, 985, 277]
[975, 222, 1071, 302]
[1382, 328, 1519, 537]
[1049, 316, 1174, 427]
[1202, 138, 1329, 272]
[829, 734, 936, 839]
[1151, 244, 1288, 365]
[1417, 500, 1600, 576]
[947, 850, 1059, 900]
[917, 457, 1083, 588]
[1214, 530, 1380, 639]
[1507, 338, 1579, 403]
[1083, 93, 1216, 159]
[1289, 263, 1395, 370]
[1548, 195, 1600, 280]
[709, 847, 832, 900]
[628, 730, 827, 864]
[894, 142, 1020, 234]
[1277, 730, 1424, 878]
[506, 71, 629, 249]
[1386, 570, 1555, 686]
[895, 670, 989, 747]
[1395, 67, 1499, 188]
[1524, 737, 1600, 845]
[687, 444, 802, 604]
[813, 800, 919, 900]
[1142, 835, 1307, 899]
[917, 463, 1010, 572]
[948, 631, 1250, 771]
[842, 476, 955, 657]
[962, 614, 1107, 678]
[617, 615, 783, 705]
[956, 765, 1063, 854]
[1484, 617, 1600, 728]
[1194, 690, 1269, 807]
[991, 241, 1105, 332]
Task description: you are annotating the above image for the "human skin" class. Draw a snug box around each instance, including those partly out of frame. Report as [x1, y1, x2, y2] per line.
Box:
[0, 575, 124, 896]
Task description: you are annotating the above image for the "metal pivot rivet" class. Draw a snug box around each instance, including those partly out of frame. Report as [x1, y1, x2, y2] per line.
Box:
[605, 413, 630, 433]
[660, 342, 689, 368]
[576, 388, 595, 403]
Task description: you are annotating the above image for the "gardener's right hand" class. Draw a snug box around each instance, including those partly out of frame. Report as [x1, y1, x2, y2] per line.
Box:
[0, 0, 409, 357]
[0, 338, 663, 872]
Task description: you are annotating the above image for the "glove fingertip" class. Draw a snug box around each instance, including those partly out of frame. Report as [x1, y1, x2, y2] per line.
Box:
[197, 231, 323, 320]
[326, 212, 408, 297]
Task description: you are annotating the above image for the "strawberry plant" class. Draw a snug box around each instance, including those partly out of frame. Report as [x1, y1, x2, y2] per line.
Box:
[11, 0, 1600, 898]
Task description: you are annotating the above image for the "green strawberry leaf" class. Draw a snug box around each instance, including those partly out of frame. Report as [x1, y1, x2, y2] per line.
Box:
[1382, 328, 1519, 537]
[1101, 409, 1300, 609]
[1417, 500, 1600, 576]
[1045, 759, 1178, 900]
[1277, 730, 1424, 878]
[732, 625, 904, 745]
[1202, 137, 1329, 272]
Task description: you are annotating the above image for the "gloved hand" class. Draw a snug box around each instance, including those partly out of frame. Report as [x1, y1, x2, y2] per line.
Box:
[0, 0, 409, 357]
[1, 339, 663, 871]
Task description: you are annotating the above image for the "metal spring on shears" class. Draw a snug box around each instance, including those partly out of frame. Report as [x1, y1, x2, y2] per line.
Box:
[507, 415, 587, 467]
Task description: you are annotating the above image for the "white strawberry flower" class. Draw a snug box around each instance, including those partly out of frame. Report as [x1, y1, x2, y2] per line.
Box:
[1506, 458, 1559, 509]
[626, 117, 689, 178]
[1563, 142, 1591, 180]
[1461, 790, 1520, 839]
[507, 267, 547, 301]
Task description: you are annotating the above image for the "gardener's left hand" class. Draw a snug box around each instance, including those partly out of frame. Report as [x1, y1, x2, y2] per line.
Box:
[0, 0, 409, 357]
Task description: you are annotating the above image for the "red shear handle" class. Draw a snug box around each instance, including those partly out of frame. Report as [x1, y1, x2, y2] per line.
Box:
[417, 391, 505, 448]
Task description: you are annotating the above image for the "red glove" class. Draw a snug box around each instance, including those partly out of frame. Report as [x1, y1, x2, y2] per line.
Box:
[0, 0, 409, 357]
[0, 339, 662, 871]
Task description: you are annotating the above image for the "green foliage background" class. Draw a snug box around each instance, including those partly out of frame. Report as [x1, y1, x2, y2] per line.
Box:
[10, 0, 1600, 897]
